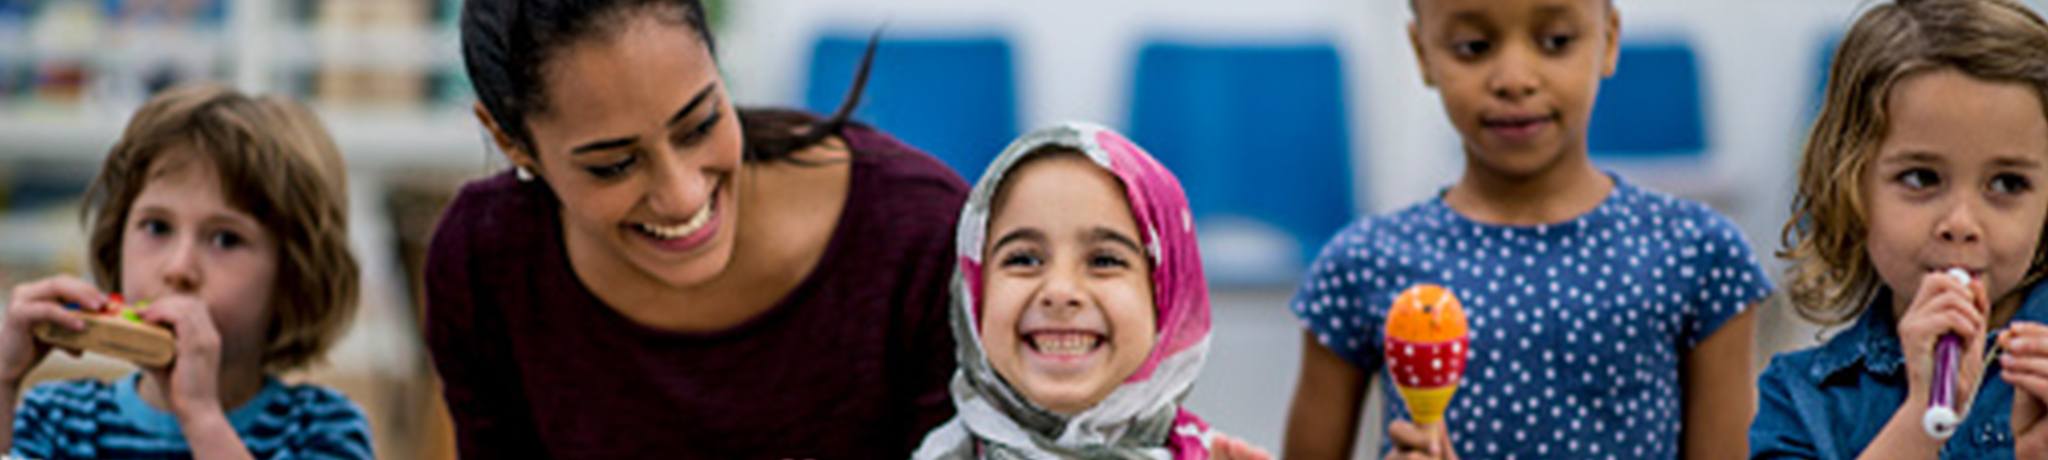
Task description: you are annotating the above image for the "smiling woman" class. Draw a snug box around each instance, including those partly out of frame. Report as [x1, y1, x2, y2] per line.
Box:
[424, 0, 967, 457]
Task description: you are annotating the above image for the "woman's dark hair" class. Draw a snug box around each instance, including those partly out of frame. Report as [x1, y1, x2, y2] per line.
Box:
[460, 0, 872, 162]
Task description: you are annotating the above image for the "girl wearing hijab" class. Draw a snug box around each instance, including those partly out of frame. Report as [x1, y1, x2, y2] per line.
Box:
[915, 123, 1268, 459]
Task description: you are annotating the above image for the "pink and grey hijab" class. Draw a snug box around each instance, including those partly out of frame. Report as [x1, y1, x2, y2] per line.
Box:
[913, 123, 1215, 459]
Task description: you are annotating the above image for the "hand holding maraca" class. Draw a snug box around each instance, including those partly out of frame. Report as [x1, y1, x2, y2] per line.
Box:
[1385, 419, 1458, 460]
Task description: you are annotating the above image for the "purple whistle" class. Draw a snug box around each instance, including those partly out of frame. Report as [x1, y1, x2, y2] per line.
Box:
[1923, 268, 1971, 439]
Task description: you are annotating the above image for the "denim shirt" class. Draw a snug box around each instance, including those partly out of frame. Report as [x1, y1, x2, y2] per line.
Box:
[1751, 282, 2048, 459]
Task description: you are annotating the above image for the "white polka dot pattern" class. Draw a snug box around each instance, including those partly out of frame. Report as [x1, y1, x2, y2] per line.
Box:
[1289, 176, 1774, 459]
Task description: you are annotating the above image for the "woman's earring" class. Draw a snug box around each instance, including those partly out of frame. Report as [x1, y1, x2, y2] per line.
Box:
[479, 124, 537, 183]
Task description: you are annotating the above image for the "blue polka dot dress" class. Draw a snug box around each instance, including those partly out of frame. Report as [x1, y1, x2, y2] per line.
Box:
[1291, 173, 1773, 459]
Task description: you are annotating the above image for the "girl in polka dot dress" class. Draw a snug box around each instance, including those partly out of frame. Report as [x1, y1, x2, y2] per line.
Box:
[1282, 0, 1774, 458]
[1752, 1, 2048, 458]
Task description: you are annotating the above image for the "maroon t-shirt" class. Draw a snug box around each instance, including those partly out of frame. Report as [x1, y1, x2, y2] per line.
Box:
[425, 125, 966, 459]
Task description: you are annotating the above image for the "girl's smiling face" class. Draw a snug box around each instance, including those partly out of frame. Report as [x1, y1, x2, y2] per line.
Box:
[980, 152, 1157, 416]
[1864, 68, 2048, 314]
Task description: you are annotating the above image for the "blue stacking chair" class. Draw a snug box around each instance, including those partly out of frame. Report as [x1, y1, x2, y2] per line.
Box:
[804, 33, 1018, 178]
[1589, 41, 1708, 160]
[100, 0, 227, 23]
[1128, 40, 1356, 284]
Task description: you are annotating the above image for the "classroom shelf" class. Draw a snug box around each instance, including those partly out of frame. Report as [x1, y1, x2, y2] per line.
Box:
[0, 110, 485, 170]
[0, 0, 471, 166]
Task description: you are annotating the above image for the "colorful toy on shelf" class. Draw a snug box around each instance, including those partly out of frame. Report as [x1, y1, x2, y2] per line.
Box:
[1384, 283, 1470, 426]
[33, 294, 173, 367]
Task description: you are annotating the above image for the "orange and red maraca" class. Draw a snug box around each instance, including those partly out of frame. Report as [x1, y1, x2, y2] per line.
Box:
[1384, 284, 1470, 425]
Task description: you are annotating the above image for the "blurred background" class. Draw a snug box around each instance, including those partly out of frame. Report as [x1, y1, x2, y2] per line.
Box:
[4, 0, 2044, 457]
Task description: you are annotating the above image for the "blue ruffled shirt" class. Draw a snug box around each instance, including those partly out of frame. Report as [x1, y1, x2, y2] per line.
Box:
[1750, 282, 2048, 459]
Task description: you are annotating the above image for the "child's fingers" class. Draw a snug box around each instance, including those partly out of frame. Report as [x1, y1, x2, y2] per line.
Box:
[1915, 291, 1986, 336]
[7, 277, 105, 310]
[2008, 369, 2048, 401]
[135, 304, 173, 323]
[1386, 420, 1434, 453]
[2007, 323, 2048, 352]
[138, 309, 207, 349]
[1940, 290, 1988, 330]
[6, 300, 87, 331]
[1910, 272, 1970, 309]
[1438, 427, 1461, 460]
[1903, 275, 1981, 337]
[1917, 297, 1985, 339]
[1941, 308, 1986, 339]
[1386, 450, 1441, 460]
[1908, 288, 1977, 320]
[1211, 434, 1273, 460]
[135, 307, 182, 334]
[134, 297, 217, 362]
[1972, 279, 1991, 313]
[2005, 353, 2048, 380]
[136, 297, 210, 331]
[2010, 335, 2048, 359]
